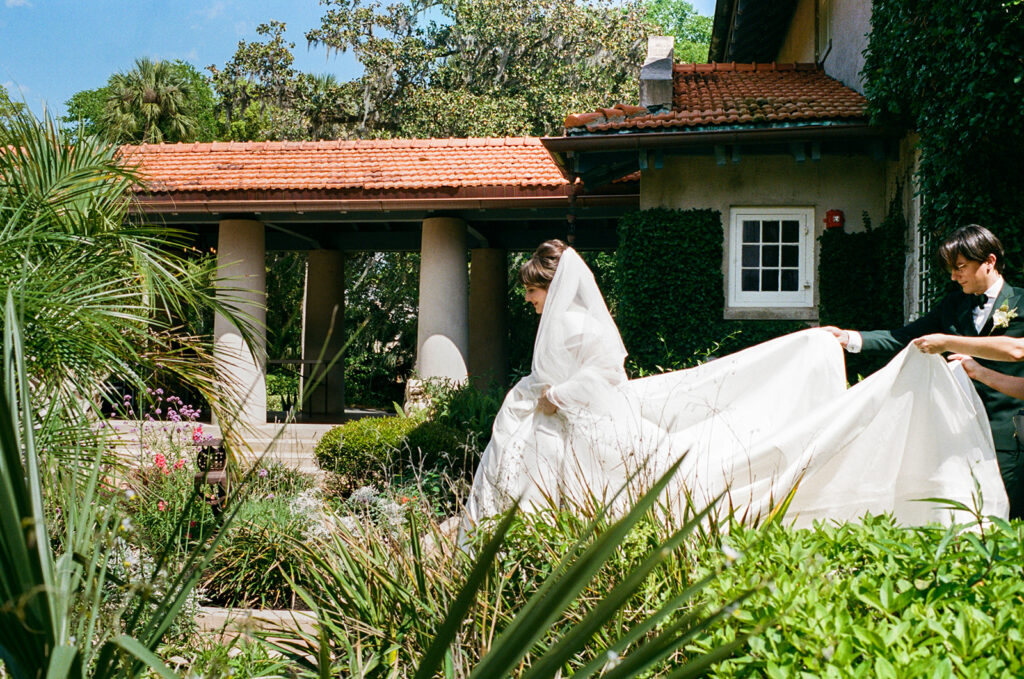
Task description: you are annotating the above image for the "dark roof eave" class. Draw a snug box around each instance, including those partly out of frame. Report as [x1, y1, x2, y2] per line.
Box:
[542, 122, 901, 154]
[708, 0, 799, 63]
[708, 0, 737, 62]
[128, 187, 639, 215]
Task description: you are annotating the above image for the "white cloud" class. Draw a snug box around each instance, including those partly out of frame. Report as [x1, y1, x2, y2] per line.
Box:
[5, 0, 32, 7]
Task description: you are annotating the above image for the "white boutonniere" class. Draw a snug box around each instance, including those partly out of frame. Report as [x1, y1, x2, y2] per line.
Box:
[991, 301, 1019, 331]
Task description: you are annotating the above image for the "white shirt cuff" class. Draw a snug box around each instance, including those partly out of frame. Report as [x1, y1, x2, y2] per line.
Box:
[846, 331, 863, 353]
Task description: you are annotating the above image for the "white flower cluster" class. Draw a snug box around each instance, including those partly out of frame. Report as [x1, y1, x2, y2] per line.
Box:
[991, 302, 1019, 331]
[289, 487, 335, 541]
[344, 485, 407, 534]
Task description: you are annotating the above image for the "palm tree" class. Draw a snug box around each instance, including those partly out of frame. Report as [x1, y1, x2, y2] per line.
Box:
[101, 57, 197, 144]
[304, 73, 352, 140]
[0, 108, 259, 677]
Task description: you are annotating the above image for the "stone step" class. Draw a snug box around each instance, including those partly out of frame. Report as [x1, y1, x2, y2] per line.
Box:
[106, 419, 334, 474]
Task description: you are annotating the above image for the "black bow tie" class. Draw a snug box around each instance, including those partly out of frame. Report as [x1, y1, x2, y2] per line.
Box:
[973, 294, 991, 308]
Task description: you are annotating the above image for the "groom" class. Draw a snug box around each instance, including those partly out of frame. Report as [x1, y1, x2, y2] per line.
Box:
[824, 224, 1024, 519]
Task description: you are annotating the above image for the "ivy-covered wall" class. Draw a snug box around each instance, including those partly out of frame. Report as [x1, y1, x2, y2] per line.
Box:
[864, 0, 1024, 284]
[817, 195, 908, 379]
[614, 208, 804, 375]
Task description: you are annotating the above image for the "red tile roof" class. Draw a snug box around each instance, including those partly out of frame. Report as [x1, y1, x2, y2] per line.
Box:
[118, 137, 569, 193]
[564, 62, 867, 133]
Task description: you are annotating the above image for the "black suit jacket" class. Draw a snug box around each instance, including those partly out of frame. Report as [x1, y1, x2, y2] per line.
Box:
[859, 282, 1024, 451]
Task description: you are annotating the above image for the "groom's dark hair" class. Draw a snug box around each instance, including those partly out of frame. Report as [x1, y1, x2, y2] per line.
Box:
[520, 239, 568, 288]
[937, 224, 1005, 274]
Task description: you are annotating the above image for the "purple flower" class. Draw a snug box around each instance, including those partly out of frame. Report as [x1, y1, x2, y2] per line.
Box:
[155, 388, 164, 395]
[258, 468, 268, 478]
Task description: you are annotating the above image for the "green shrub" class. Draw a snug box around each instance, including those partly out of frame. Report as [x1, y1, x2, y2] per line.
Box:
[344, 352, 408, 408]
[422, 377, 504, 449]
[697, 515, 1024, 677]
[314, 415, 419, 482]
[265, 369, 299, 411]
[616, 208, 805, 375]
[865, 0, 1024, 290]
[313, 425, 344, 469]
[200, 499, 310, 609]
[818, 198, 907, 382]
[403, 420, 466, 469]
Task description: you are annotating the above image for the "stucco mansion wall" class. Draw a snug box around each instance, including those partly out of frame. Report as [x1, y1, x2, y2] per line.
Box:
[641, 153, 887, 319]
[823, 0, 872, 93]
[777, 0, 872, 94]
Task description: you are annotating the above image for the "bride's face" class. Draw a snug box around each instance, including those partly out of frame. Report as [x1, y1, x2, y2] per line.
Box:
[524, 285, 548, 314]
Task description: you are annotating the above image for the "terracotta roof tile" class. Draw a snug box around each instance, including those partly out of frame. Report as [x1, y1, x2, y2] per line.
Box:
[564, 62, 867, 134]
[119, 137, 568, 193]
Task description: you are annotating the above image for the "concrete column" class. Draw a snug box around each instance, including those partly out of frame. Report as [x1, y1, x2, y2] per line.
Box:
[302, 250, 345, 417]
[469, 248, 508, 388]
[213, 219, 267, 429]
[416, 217, 469, 383]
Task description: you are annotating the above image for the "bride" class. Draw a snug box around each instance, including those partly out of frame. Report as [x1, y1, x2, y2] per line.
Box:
[464, 240, 1009, 528]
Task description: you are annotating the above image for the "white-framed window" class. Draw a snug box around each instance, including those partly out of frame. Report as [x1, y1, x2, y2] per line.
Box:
[817, 0, 832, 63]
[728, 207, 815, 308]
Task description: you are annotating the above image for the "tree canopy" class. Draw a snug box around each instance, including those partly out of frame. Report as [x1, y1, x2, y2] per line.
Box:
[0, 84, 27, 124]
[63, 60, 218, 144]
[63, 0, 711, 142]
[305, 0, 653, 138]
[643, 0, 712, 62]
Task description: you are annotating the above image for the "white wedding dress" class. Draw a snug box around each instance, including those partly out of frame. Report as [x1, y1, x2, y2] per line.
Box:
[464, 249, 1009, 528]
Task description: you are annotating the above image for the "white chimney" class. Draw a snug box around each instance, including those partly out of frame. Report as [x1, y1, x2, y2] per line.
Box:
[640, 36, 675, 110]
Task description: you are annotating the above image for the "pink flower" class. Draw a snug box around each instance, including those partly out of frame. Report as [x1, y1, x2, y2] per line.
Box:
[154, 453, 167, 469]
[192, 424, 203, 444]
[174, 458, 186, 470]
[258, 468, 268, 478]
[157, 500, 166, 511]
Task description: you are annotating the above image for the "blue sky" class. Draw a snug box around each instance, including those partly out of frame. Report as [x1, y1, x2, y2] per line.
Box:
[1, 0, 717, 117]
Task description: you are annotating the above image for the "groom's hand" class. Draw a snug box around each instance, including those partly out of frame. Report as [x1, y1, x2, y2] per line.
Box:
[821, 326, 850, 347]
[949, 354, 981, 379]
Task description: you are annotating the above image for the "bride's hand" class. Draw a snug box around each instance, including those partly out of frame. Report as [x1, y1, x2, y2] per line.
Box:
[538, 389, 558, 415]
[913, 334, 950, 354]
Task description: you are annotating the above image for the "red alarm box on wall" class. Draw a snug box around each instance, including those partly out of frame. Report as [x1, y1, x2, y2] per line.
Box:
[824, 209, 845, 229]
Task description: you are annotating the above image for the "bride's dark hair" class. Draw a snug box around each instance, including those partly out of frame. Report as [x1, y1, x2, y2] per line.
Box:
[519, 239, 568, 289]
